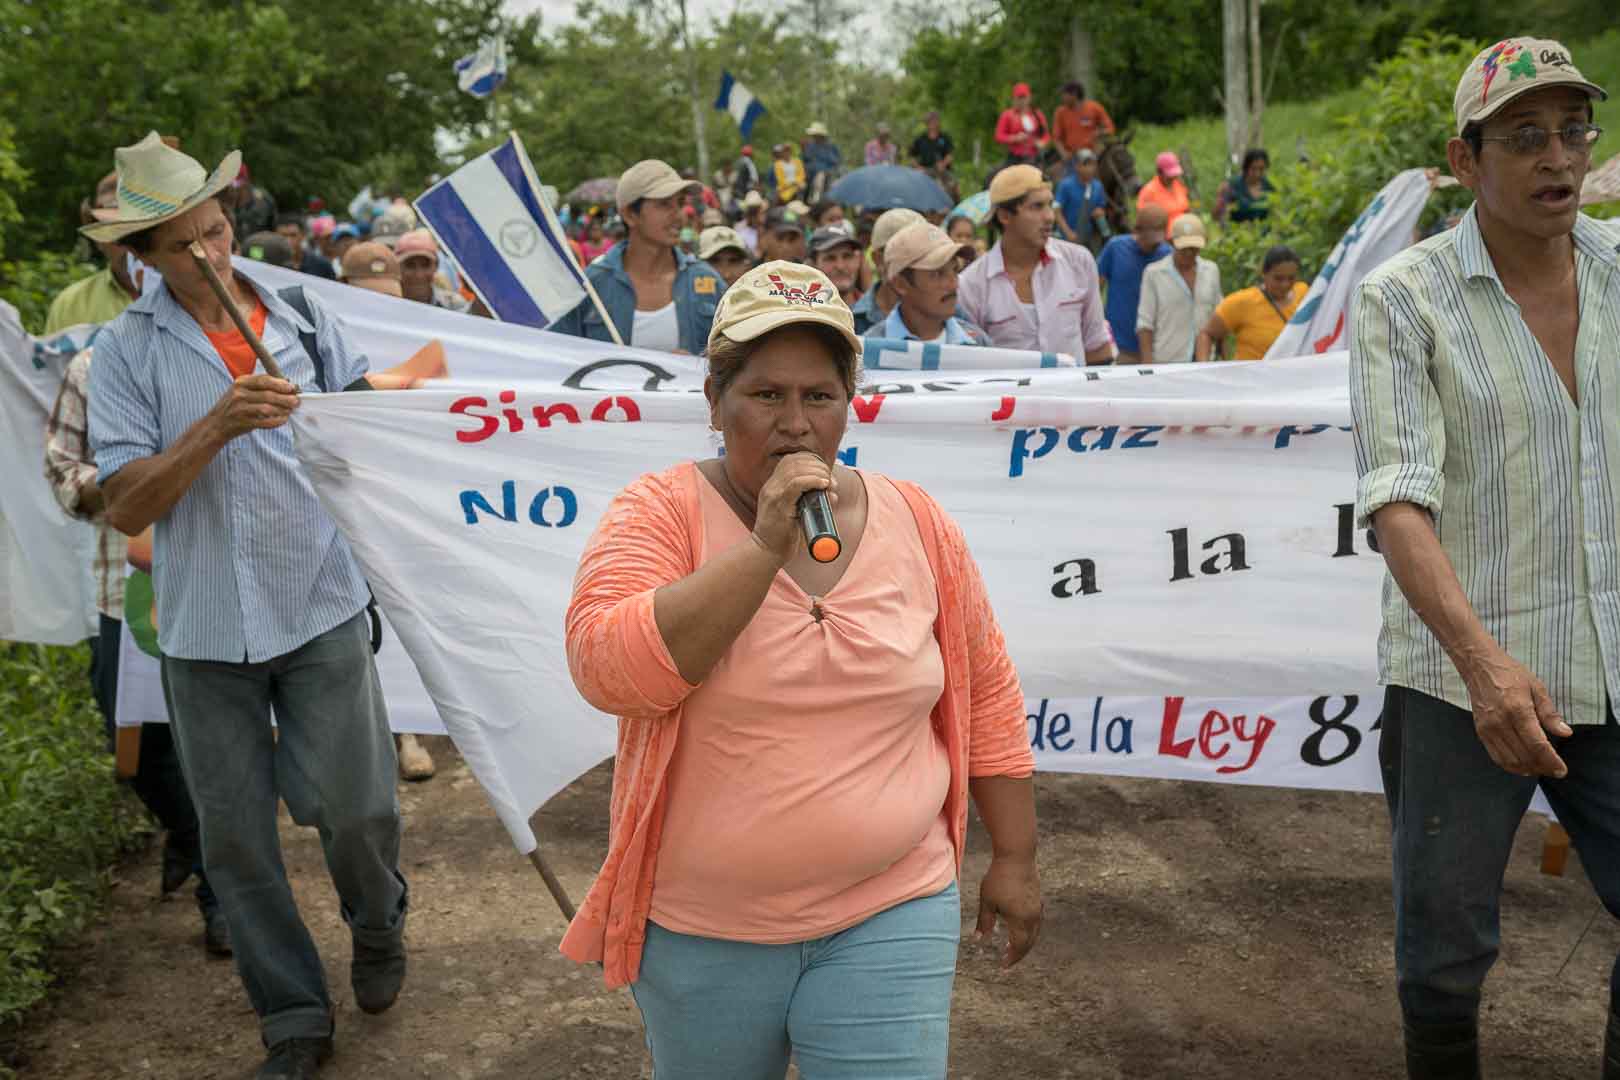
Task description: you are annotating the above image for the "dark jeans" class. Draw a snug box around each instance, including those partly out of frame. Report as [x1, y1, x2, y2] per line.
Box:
[162, 612, 407, 1045]
[1380, 685, 1620, 1028]
[87, 614, 215, 914]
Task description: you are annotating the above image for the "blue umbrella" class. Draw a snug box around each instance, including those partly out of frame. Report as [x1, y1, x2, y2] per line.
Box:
[950, 190, 992, 226]
[826, 165, 952, 213]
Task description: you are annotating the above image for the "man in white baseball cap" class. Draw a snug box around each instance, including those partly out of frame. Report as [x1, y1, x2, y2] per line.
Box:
[867, 221, 985, 345]
[697, 225, 751, 288]
[551, 159, 725, 353]
[1349, 38, 1616, 1080]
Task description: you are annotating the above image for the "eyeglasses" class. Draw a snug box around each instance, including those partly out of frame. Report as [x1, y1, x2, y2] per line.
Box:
[1476, 122, 1603, 156]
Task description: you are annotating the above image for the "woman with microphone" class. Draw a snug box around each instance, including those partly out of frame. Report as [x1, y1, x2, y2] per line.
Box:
[562, 260, 1041, 1078]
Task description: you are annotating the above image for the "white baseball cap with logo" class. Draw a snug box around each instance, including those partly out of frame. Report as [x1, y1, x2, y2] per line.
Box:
[1453, 37, 1606, 136]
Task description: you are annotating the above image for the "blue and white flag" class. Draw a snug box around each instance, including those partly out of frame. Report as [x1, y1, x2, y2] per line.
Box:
[413, 135, 587, 329]
[714, 71, 766, 139]
[454, 37, 507, 99]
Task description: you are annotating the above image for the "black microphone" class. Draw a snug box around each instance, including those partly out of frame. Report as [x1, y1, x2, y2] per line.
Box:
[798, 489, 841, 563]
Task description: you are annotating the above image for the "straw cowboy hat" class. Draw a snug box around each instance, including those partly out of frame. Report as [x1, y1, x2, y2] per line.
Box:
[79, 131, 241, 243]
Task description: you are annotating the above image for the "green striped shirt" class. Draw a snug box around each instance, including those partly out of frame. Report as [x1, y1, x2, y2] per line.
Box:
[1350, 206, 1620, 726]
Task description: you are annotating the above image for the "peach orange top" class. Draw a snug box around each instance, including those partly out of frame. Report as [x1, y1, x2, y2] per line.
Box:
[562, 462, 1033, 988]
[648, 472, 955, 943]
[203, 296, 268, 379]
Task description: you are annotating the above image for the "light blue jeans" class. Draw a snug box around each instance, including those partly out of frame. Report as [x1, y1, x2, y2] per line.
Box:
[630, 882, 960, 1080]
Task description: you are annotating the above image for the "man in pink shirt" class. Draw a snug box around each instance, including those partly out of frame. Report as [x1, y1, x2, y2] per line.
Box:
[956, 164, 1115, 363]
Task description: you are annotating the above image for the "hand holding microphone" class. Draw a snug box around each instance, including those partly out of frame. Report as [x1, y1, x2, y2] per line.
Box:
[749, 451, 840, 565]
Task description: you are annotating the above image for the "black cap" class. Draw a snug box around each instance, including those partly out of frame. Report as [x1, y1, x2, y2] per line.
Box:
[809, 224, 860, 254]
[763, 206, 806, 234]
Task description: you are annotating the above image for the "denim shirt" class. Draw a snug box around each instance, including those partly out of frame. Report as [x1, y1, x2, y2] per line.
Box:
[549, 242, 724, 354]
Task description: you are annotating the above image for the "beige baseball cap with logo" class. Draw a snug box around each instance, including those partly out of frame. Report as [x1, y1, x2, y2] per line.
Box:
[884, 221, 975, 275]
[616, 159, 702, 210]
[707, 260, 863, 359]
[1453, 38, 1606, 135]
[1169, 214, 1207, 250]
[697, 225, 749, 262]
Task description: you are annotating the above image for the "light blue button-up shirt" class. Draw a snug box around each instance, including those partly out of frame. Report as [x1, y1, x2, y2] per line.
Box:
[867, 303, 989, 345]
[88, 278, 371, 663]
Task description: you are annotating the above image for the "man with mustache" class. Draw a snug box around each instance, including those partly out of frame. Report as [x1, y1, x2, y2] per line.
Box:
[866, 221, 987, 345]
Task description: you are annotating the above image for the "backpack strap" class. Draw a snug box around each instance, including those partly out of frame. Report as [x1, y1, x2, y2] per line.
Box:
[276, 285, 328, 392]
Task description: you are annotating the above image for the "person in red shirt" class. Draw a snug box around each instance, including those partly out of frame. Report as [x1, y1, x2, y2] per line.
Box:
[994, 82, 1049, 166]
[1052, 81, 1115, 159]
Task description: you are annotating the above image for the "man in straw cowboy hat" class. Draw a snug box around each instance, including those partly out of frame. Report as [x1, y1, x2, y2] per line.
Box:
[84, 132, 409, 1079]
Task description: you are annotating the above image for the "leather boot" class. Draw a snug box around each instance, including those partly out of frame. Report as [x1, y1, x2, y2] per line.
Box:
[1602, 1008, 1620, 1080]
[1403, 1017, 1480, 1080]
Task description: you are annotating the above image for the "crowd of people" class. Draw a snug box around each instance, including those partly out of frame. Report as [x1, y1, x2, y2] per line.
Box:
[24, 34, 1619, 1080]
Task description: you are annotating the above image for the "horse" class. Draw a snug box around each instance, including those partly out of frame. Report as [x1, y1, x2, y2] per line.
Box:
[1094, 133, 1141, 236]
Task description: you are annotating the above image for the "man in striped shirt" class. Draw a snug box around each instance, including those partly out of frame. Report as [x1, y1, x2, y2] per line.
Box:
[85, 134, 406, 1080]
[1350, 39, 1618, 1079]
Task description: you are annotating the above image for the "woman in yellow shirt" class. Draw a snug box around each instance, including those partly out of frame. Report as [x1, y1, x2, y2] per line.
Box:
[1197, 245, 1307, 360]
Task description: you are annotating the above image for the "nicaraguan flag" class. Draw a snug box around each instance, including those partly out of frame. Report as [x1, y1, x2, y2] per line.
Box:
[454, 37, 507, 98]
[714, 72, 766, 139]
[413, 135, 587, 329]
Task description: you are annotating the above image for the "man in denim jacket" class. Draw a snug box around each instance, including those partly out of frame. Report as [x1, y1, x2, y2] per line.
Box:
[550, 159, 725, 354]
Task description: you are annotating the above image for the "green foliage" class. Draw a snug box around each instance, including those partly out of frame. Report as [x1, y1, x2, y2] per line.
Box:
[0, 120, 25, 263]
[0, 644, 149, 1036]
[0, 0, 520, 263]
[0, 254, 97, 337]
[1200, 34, 1482, 292]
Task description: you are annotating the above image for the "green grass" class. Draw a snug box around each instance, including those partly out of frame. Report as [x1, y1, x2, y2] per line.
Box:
[0, 643, 150, 1070]
[1129, 27, 1620, 203]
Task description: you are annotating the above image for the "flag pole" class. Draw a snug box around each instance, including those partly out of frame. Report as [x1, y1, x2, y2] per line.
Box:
[510, 133, 626, 347]
[527, 846, 577, 921]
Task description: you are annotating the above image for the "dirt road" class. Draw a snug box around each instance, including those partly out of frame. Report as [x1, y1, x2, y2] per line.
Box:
[14, 742, 1617, 1079]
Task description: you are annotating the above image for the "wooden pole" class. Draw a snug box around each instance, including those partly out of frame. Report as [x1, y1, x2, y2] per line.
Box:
[1221, 0, 1250, 171]
[527, 847, 577, 922]
[1248, 0, 1264, 149]
[188, 243, 284, 379]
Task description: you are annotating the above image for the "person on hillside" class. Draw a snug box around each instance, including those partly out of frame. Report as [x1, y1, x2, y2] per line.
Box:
[756, 205, 808, 266]
[1096, 204, 1172, 363]
[946, 212, 982, 266]
[1137, 152, 1191, 226]
[1347, 38, 1618, 1078]
[1052, 81, 1115, 159]
[1055, 149, 1109, 253]
[957, 165, 1112, 363]
[803, 123, 842, 202]
[85, 133, 409, 1080]
[1136, 215, 1222, 364]
[552, 160, 724, 354]
[910, 111, 958, 200]
[733, 144, 761, 201]
[1214, 148, 1276, 225]
[865, 122, 899, 167]
[47, 171, 143, 334]
[396, 229, 469, 317]
[869, 221, 987, 345]
[849, 207, 924, 335]
[772, 143, 806, 205]
[994, 82, 1050, 167]
[736, 190, 767, 256]
[228, 163, 277, 239]
[809, 223, 864, 306]
[274, 213, 336, 280]
[43, 168, 225, 957]
[559, 259, 1041, 1074]
[697, 226, 751, 289]
[1197, 244, 1306, 360]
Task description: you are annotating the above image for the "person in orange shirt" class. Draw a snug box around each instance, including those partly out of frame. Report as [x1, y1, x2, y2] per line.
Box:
[561, 260, 1042, 1076]
[1052, 81, 1115, 158]
[1137, 151, 1191, 225]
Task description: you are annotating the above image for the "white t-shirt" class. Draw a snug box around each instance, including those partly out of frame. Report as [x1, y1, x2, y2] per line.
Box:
[631, 302, 679, 353]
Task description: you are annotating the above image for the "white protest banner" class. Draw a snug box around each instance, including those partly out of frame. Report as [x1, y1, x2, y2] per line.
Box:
[1263, 168, 1434, 360]
[289, 357, 1415, 853]
[0, 303, 97, 645]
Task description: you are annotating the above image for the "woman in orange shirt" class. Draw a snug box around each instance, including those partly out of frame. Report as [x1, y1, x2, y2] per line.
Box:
[562, 260, 1041, 1077]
